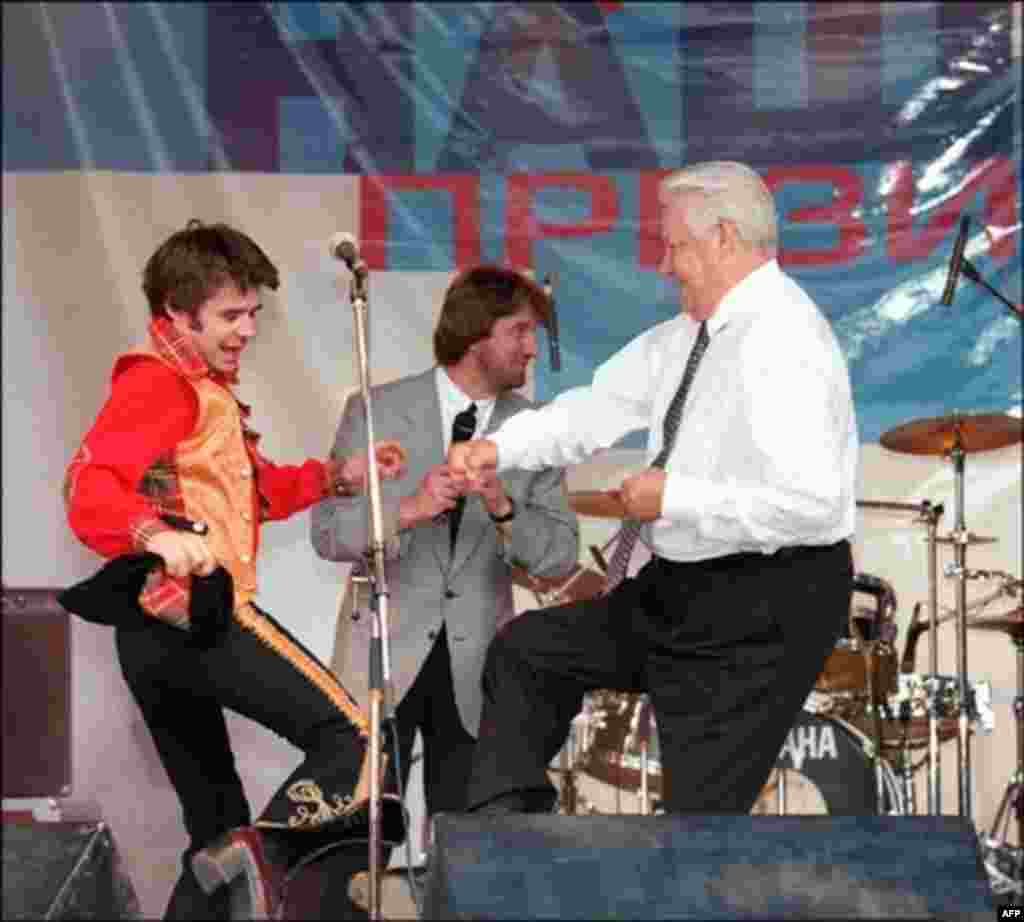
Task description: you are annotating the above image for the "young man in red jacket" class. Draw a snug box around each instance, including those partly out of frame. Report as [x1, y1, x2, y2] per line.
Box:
[64, 220, 406, 920]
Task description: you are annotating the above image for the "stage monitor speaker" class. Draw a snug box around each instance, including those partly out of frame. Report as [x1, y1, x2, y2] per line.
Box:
[2, 821, 139, 920]
[424, 813, 994, 920]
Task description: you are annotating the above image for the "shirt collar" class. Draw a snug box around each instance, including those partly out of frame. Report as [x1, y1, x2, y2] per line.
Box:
[149, 316, 238, 386]
[436, 366, 495, 417]
[706, 258, 781, 338]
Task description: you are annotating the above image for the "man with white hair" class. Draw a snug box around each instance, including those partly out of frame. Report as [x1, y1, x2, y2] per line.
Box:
[448, 161, 858, 815]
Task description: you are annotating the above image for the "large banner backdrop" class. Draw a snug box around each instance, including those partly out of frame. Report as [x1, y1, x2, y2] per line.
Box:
[3, 3, 1021, 916]
[5, 2, 1021, 437]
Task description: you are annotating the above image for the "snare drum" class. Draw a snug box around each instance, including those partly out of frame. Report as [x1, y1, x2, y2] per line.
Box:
[752, 710, 904, 815]
[578, 691, 661, 797]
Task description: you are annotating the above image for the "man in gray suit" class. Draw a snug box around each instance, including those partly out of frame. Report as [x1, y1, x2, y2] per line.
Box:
[311, 265, 579, 835]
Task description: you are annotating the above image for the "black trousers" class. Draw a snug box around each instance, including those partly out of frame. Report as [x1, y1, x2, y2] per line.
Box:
[387, 622, 476, 819]
[467, 541, 853, 814]
[115, 604, 369, 920]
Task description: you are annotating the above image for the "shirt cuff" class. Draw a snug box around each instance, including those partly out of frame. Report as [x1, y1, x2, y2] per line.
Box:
[660, 472, 706, 524]
[490, 433, 525, 472]
[322, 458, 360, 498]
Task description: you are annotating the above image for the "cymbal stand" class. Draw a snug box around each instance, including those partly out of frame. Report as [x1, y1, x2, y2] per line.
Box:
[639, 743, 651, 815]
[991, 629, 1024, 849]
[944, 435, 976, 820]
[863, 643, 887, 813]
[982, 627, 1024, 894]
[557, 722, 580, 815]
[625, 695, 656, 815]
[897, 698, 917, 814]
[919, 500, 944, 815]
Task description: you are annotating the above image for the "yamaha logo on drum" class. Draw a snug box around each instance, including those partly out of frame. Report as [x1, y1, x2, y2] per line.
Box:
[778, 720, 841, 772]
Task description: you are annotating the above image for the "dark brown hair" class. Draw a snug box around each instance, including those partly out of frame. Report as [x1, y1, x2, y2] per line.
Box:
[142, 219, 279, 319]
[433, 265, 551, 365]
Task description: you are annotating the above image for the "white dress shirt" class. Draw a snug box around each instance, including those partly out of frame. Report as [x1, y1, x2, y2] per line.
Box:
[437, 366, 496, 449]
[489, 260, 858, 562]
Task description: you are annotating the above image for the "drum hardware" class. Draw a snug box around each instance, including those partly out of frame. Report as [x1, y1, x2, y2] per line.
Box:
[970, 606, 1024, 883]
[935, 532, 999, 546]
[856, 499, 938, 515]
[857, 497, 947, 812]
[905, 544, 1012, 815]
[894, 699, 918, 814]
[625, 695, 656, 815]
[944, 565, 1020, 585]
[880, 411, 1024, 821]
[862, 644, 890, 815]
[572, 690, 664, 814]
[555, 716, 581, 816]
[816, 573, 899, 699]
[981, 837, 1024, 898]
[900, 580, 1020, 676]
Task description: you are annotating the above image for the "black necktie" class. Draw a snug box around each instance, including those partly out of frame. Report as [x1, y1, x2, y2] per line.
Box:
[449, 402, 477, 551]
[606, 321, 710, 588]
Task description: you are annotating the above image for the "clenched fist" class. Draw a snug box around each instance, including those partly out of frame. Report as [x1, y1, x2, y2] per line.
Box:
[329, 440, 407, 495]
[145, 530, 217, 579]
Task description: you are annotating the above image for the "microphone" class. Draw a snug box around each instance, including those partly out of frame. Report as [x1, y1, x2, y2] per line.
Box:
[328, 231, 368, 278]
[543, 274, 561, 372]
[940, 215, 970, 306]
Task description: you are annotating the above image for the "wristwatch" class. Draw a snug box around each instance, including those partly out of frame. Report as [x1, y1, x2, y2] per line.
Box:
[489, 497, 516, 523]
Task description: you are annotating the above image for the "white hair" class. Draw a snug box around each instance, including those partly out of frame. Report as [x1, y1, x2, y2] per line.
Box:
[659, 161, 778, 254]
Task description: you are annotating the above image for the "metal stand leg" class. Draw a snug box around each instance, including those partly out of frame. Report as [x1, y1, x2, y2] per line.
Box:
[948, 442, 974, 820]
[925, 512, 943, 815]
[639, 743, 650, 815]
[982, 638, 1024, 896]
[991, 642, 1024, 846]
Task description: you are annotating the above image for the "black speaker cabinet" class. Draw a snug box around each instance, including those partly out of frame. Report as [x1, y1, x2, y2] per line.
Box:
[2, 587, 72, 799]
[425, 813, 995, 920]
[2, 821, 139, 920]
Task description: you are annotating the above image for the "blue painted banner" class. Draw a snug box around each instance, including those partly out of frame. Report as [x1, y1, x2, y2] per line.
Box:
[4, 1, 1020, 441]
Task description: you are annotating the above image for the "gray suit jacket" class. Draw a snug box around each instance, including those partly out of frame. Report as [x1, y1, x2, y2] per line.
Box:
[311, 368, 579, 736]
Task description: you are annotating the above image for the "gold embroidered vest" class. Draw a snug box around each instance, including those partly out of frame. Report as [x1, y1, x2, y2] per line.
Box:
[117, 345, 259, 610]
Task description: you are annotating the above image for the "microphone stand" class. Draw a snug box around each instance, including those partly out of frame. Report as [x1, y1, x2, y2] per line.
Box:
[960, 259, 1024, 321]
[346, 264, 392, 921]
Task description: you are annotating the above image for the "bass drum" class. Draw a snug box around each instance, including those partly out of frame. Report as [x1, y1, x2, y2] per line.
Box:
[554, 699, 904, 816]
[752, 710, 904, 816]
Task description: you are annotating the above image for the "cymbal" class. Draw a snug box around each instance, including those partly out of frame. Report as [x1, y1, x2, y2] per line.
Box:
[968, 607, 1024, 638]
[856, 499, 930, 513]
[934, 532, 998, 546]
[880, 413, 1024, 456]
[568, 490, 628, 519]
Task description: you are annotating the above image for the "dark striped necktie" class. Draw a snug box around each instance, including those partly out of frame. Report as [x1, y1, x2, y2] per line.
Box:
[605, 321, 710, 589]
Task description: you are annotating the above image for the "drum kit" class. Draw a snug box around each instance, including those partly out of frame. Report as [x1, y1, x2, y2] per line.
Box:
[518, 411, 1023, 892]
